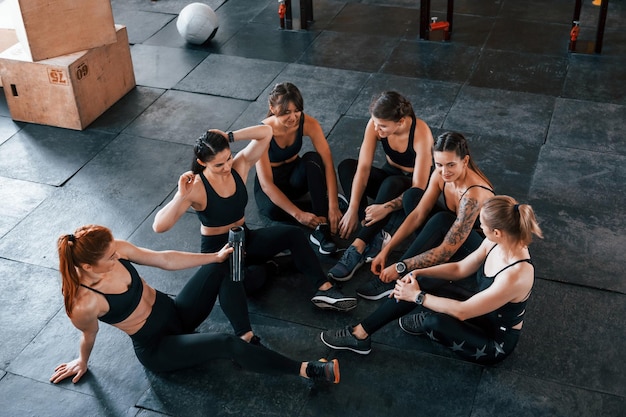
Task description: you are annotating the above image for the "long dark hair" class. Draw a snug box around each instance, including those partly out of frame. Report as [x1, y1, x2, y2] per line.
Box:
[57, 225, 114, 315]
[191, 131, 230, 174]
[369, 91, 415, 122]
[434, 132, 492, 188]
[267, 82, 304, 117]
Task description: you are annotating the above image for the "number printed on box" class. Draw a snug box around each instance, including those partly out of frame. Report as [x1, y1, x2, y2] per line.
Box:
[48, 69, 69, 85]
[76, 62, 89, 80]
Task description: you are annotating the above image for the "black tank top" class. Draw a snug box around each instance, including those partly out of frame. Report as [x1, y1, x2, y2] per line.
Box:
[80, 259, 143, 325]
[196, 169, 248, 227]
[267, 114, 305, 163]
[477, 245, 533, 329]
[442, 183, 495, 230]
[380, 115, 417, 168]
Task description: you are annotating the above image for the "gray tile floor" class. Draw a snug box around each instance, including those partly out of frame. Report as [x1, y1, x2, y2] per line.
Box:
[1, 0, 625, 416]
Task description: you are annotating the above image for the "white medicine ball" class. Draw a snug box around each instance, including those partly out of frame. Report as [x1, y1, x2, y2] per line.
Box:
[176, 3, 219, 44]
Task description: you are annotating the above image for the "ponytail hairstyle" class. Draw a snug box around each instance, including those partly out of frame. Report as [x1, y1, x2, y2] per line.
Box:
[480, 196, 543, 246]
[267, 82, 304, 117]
[57, 225, 114, 316]
[191, 130, 230, 174]
[368, 91, 416, 122]
[434, 132, 493, 188]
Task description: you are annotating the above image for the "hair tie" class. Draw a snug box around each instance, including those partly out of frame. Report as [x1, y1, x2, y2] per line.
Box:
[513, 204, 520, 213]
[68, 234, 76, 242]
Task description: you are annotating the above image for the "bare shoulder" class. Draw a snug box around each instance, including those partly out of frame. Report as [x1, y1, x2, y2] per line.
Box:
[69, 290, 102, 329]
[500, 260, 534, 301]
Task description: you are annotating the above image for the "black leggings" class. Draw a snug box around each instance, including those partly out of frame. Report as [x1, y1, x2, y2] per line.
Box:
[131, 265, 301, 374]
[254, 152, 329, 221]
[360, 279, 520, 365]
[338, 159, 413, 243]
[201, 224, 328, 289]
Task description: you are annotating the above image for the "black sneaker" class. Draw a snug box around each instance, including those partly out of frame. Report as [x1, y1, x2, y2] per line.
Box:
[310, 223, 337, 255]
[327, 245, 364, 282]
[356, 277, 395, 300]
[364, 230, 391, 263]
[249, 335, 264, 346]
[311, 286, 357, 312]
[306, 358, 340, 384]
[320, 326, 371, 355]
[338, 193, 349, 214]
[399, 311, 430, 335]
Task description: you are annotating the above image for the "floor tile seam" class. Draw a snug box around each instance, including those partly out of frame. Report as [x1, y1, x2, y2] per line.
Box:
[4, 305, 65, 379]
[533, 276, 626, 297]
[477, 44, 571, 60]
[500, 368, 626, 400]
[89, 89, 168, 136]
[538, 139, 626, 158]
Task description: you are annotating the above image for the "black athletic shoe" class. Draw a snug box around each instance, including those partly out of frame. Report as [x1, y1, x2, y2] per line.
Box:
[306, 358, 340, 384]
[320, 326, 372, 355]
[356, 277, 395, 300]
[399, 311, 430, 336]
[338, 193, 349, 214]
[310, 223, 337, 254]
[311, 286, 357, 312]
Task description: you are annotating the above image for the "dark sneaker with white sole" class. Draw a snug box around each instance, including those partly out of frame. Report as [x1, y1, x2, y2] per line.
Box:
[356, 277, 395, 300]
[364, 230, 391, 263]
[327, 245, 364, 282]
[338, 193, 349, 214]
[399, 311, 431, 335]
[311, 286, 357, 312]
[320, 326, 372, 355]
[306, 358, 340, 384]
[310, 223, 337, 255]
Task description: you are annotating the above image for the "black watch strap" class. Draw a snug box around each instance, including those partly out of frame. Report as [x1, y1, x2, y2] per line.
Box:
[415, 291, 426, 305]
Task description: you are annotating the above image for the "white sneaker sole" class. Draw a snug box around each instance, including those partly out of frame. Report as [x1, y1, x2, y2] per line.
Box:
[356, 288, 393, 300]
[327, 259, 365, 282]
[309, 234, 335, 255]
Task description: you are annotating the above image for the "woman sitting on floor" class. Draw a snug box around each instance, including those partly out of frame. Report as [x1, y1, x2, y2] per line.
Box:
[321, 196, 542, 365]
[50, 225, 339, 384]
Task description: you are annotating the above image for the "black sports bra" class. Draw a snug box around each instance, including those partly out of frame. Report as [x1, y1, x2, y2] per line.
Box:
[267, 114, 305, 163]
[80, 259, 143, 325]
[379, 115, 417, 168]
[477, 245, 533, 329]
[196, 169, 248, 227]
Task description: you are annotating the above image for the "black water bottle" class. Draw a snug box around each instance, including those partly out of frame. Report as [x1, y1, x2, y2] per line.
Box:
[228, 226, 245, 282]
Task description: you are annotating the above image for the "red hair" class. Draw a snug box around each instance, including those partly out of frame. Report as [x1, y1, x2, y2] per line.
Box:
[57, 225, 113, 315]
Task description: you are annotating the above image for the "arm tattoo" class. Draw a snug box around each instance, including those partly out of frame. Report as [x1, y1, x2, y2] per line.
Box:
[404, 196, 480, 271]
[383, 195, 403, 211]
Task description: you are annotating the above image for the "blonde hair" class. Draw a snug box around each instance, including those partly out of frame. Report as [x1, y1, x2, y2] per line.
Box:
[481, 196, 543, 246]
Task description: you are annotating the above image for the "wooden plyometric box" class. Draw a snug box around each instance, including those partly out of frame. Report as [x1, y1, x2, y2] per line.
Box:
[0, 25, 136, 130]
[13, 0, 117, 61]
[0, 28, 19, 87]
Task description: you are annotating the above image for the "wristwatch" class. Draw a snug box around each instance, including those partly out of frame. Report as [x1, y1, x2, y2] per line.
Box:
[415, 291, 426, 305]
[395, 261, 407, 274]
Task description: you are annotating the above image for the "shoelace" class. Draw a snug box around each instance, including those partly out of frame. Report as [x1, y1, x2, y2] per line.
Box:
[341, 247, 362, 266]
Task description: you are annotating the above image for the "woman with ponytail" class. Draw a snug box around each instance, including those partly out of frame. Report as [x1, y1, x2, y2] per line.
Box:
[152, 125, 356, 312]
[51, 225, 340, 384]
[321, 196, 543, 365]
